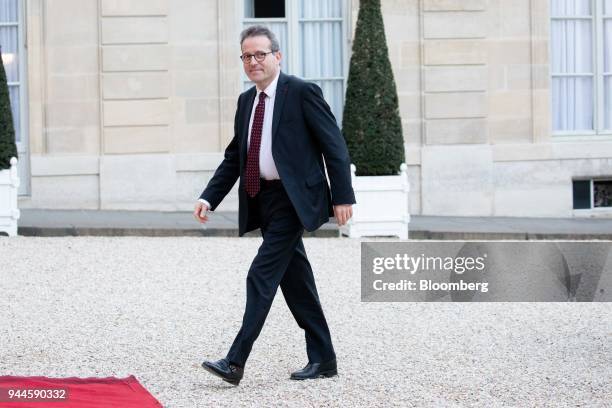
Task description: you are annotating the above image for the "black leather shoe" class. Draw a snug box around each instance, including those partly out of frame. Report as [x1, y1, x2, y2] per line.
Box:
[201, 358, 244, 385]
[290, 358, 337, 380]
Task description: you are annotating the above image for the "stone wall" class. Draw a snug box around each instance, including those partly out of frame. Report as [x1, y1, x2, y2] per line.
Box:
[20, 0, 612, 217]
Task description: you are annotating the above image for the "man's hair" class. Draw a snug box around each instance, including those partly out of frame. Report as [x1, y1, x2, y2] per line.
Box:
[240, 25, 280, 52]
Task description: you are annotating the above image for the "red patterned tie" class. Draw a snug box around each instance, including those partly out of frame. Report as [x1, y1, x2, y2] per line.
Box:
[245, 91, 267, 197]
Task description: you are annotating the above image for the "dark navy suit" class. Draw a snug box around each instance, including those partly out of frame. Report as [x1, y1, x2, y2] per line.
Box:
[199, 71, 355, 366]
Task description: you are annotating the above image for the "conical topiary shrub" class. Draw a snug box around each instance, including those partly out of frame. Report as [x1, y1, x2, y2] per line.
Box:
[342, 0, 405, 176]
[0, 48, 17, 171]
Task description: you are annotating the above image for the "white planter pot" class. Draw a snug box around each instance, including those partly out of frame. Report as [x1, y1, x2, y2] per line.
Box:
[0, 157, 20, 237]
[340, 163, 410, 239]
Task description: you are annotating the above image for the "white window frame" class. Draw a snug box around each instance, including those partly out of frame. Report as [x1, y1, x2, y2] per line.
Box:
[550, 0, 612, 140]
[240, 0, 351, 124]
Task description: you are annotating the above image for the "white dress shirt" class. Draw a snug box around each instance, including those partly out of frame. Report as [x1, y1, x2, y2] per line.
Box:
[248, 70, 281, 181]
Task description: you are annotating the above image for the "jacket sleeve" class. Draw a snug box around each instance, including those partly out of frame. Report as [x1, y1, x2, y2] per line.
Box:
[301, 82, 356, 205]
[198, 96, 242, 210]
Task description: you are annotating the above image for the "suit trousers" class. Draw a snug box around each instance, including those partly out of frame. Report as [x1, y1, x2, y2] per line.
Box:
[226, 180, 336, 367]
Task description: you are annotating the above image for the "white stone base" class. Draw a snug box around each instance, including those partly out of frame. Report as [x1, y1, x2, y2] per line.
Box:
[0, 157, 20, 237]
[340, 163, 410, 239]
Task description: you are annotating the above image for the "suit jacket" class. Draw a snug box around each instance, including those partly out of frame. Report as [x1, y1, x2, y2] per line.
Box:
[200, 71, 356, 236]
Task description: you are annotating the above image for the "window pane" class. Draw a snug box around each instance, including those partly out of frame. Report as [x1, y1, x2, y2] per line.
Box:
[605, 0, 612, 14]
[244, 0, 254, 18]
[552, 76, 594, 131]
[551, 19, 593, 73]
[0, 0, 17, 23]
[0, 26, 19, 81]
[300, 21, 343, 78]
[594, 180, 612, 208]
[297, 0, 345, 125]
[572, 180, 591, 209]
[550, 0, 591, 16]
[244, 0, 285, 18]
[312, 79, 344, 126]
[605, 76, 612, 130]
[8, 85, 19, 142]
[300, 0, 342, 19]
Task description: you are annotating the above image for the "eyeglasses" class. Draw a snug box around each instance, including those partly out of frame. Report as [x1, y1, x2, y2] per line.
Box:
[240, 51, 275, 63]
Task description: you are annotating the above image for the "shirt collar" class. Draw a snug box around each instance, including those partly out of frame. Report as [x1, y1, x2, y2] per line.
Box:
[256, 70, 280, 98]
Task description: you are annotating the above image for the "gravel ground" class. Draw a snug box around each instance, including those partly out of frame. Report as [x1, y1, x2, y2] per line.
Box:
[1, 237, 610, 407]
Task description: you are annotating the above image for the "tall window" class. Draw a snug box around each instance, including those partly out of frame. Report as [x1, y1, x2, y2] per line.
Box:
[551, 0, 612, 135]
[0, 0, 27, 194]
[243, 0, 347, 125]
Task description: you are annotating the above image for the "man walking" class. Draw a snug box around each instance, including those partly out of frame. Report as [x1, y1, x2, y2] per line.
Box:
[194, 25, 355, 385]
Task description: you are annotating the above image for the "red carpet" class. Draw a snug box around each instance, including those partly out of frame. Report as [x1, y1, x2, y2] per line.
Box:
[0, 375, 162, 407]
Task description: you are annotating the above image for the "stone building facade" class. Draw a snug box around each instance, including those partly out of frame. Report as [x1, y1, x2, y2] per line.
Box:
[10, 0, 612, 217]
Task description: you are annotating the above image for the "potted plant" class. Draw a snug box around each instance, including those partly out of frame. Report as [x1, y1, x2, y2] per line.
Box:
[0, 49, 20, 237]
[340, 0, 409, 239]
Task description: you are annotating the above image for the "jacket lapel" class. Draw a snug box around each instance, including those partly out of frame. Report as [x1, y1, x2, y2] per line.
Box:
[271, 72, 289, 145]
[240, 87, 257, 165]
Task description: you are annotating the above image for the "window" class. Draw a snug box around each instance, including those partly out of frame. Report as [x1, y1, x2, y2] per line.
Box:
[573, 178, 612, 209]
[0, 0, 28, 194]
[242, 0, 347, 125]
[550, 0, 612, 135]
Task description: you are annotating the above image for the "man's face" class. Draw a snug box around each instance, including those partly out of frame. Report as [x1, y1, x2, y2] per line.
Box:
[241, 35, 282, 88]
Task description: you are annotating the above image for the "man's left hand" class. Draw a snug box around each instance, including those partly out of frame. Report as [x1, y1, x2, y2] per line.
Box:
[333, 204, 353, 226]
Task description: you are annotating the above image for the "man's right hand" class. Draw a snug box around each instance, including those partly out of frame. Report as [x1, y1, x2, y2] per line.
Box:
[194, 201, 210, 224]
